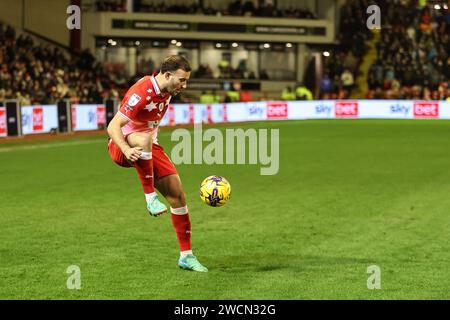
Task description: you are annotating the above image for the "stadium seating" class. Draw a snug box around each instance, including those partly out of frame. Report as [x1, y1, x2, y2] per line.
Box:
[365, 0, 450, 100]
[320, 0, 372, 100]
[95, 0, 318, 19]
[2, 1, 449, 105]
[0, 22, 128, 105]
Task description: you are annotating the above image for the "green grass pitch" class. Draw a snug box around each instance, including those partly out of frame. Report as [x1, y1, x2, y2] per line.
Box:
[1, 119, 450, 299]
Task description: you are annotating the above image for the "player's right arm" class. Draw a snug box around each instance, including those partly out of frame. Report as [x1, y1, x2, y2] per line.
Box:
[107, 113, 142, 162]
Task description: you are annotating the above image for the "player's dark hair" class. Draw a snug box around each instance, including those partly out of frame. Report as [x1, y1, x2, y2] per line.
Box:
[161, 55, 191, 73]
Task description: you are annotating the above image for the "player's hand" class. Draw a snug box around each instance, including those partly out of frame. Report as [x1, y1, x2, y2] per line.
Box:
[124, 147, 142, 162]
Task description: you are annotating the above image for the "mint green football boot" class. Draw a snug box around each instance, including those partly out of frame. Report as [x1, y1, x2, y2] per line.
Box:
[146, 196, 167, 217]
[178, 254, 208, 272]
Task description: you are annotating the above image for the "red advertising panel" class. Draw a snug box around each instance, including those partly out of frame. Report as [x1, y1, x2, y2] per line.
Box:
[32, 107, 44, 131]
[206, 105, 212, 124]
[413, 102, 439, 118]
[96, 105, 106, 125]
[223, 104, 228, 122]
[267, 102, 288, 119]
[71, 106, 77, 130]
[0, 107, 6, 136]
[168, 104, 175, 126]
[335, 101, 359, 117]
[189, 105, 195, 124]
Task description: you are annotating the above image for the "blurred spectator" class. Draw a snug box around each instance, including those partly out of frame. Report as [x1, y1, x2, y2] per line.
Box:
[319, 74, 333, 98]
[194, 63, 214, 78]
[295, 83, 313, 100]
[107, 0, 317, 19]
[199, 90, 220, 104]
[281, 86, 296, 101]
[225, 87, 240, 103]
[259, 69, 269, 80]
[341, 69, 354, 95]
[96, 0, 126, 12]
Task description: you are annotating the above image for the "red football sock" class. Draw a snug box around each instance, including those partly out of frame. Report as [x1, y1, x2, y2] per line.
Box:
[171, 206, 191, 251]
[134, 152, 154, 194]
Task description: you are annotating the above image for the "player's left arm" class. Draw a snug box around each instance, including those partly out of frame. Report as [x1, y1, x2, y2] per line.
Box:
[107, 113, 142, 162]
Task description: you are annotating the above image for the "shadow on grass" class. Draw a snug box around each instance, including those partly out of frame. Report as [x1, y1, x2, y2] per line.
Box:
[211, 254, 374, 273]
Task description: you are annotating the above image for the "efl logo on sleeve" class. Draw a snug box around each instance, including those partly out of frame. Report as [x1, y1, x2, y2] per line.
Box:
[335, 101, 359, 117]
[128, 93, 142, 107]
[413, 102, 439, 118]
[267, 102, 288, 119]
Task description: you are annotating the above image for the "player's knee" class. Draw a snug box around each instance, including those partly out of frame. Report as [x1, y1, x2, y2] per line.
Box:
[169, 191, 186, 208]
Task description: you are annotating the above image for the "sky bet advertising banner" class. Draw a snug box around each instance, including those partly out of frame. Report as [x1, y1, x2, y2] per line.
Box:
[161, 100, 450, 125]
[2, 101, 450, 138]
[21, 105, 58, 135]
[71, 104, 106, 131]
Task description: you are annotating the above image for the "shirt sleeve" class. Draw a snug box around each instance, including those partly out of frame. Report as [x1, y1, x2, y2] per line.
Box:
[118, 90, 147, 121]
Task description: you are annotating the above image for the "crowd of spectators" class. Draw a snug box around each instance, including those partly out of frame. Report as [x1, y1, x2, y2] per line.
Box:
[366, 0, 450, 100]
[0, 22, 128, 105]
[95, 0, 127, 12]
[194, 59, 259, 80]
[319, 0, 372, 99]
[96, 0, 317, 19]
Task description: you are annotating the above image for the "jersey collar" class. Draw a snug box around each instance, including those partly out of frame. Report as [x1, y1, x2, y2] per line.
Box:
[150, 72, 162, 95]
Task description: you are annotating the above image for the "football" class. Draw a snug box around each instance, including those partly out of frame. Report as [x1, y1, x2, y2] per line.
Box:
[199, 175, 231, 207]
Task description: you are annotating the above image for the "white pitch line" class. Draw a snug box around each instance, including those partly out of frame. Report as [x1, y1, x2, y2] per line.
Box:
[0, 131, 175, 153]
[0, 139, 106, 153]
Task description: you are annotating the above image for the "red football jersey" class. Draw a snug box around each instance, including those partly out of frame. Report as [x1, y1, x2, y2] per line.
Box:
[118, 73, 171, 141]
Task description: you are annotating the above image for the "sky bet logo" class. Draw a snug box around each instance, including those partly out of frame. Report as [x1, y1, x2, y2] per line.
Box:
[390, 103, 410, 116]
[315, 103, 332, 116]
[88, 111, 95, 123]
[414, 102, 439, 118]
[267, 102, 288, 119]
[335, 101, 359, 117]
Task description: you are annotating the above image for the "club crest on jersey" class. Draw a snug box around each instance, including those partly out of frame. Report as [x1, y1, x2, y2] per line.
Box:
[128, 93, 142, 107]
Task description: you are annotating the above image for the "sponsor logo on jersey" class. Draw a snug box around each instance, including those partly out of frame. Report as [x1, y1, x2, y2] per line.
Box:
[147, 120, 159, 128]
[267, 102, 288, 119]
[128, 93, 142, 107]
[335, 101, 358, 117]
[413, 102, 439, 118]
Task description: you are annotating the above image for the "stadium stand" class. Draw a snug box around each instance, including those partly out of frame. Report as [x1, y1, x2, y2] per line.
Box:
[320, 0, 373, 100]
[95, 0, 318, 19]
[0, 21, 128, 105]
[365, 0, 450, 100]
[2, 1, 449, 104]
